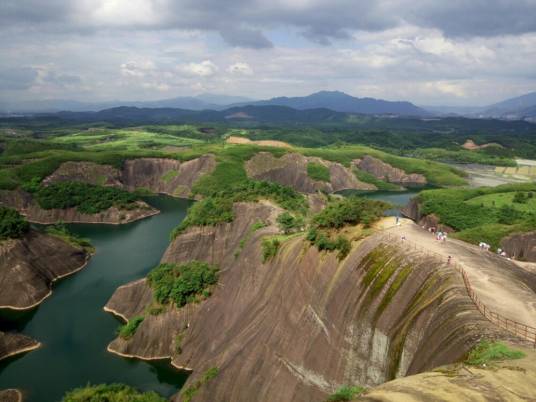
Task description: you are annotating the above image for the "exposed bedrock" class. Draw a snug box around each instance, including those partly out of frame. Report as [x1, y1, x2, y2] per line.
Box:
[353, 155, 427, 186]
[501, 231, 536, 262]
[44, 155, 216, 199]
[105, 203, 507, 402]
[0, 229, 90, 310]
[245, 152, 376, 193]
[402, 198, 454, 233]
[0, 389, 22, 402]
[0, 331, 39, 362]
[0, 189, 158, 225]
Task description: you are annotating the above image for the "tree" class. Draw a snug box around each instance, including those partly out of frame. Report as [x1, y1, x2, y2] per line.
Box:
[276, 212, 304, 234]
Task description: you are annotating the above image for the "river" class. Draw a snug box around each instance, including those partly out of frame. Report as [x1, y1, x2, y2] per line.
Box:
[0, 196, 192, 402]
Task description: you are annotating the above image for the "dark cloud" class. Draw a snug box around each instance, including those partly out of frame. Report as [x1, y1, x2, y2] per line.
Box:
[219, 27, 273, 48]
[0, 67, 38, 90]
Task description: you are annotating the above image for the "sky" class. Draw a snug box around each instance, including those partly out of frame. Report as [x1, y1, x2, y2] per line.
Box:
[1, 0, 536, 106]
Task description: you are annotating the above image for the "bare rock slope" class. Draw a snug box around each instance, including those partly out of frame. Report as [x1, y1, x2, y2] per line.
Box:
[246, 152, 375, 193]
[353, 155, 427, 186]
[0, 331, 39, 362]
[105, 203, 509, 402]
[0, 389, 22, 402]
[0, 229, 90, 310]
[501, 231, 536, 261]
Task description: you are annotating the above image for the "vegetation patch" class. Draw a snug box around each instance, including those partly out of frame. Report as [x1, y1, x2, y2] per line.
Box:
[161, 170, 179, 183]
[465, 341, 525, 367]
[262, 237, 281, 263]
[117, 316, 144, 339]
[326, 386, 365, 402]
[276, 212, 305, 234]
[313, 196, 389, 229]
[307, 162, 331, 182]
[45, 223, 94, 253]
[181, 367, 219, 402]
[353, 168, 400, 191]
[306, 228, 351, 260]
[35, 181, 139, 214]
[0, 206, 29, 239]
[61, 383, 166, 402]
[147, 261, 219, 307]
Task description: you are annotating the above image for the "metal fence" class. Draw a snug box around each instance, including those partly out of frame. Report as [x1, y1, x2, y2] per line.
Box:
[382, 230, 536, 346]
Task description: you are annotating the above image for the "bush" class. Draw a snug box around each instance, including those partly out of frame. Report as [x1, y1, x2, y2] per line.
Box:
[172, 197, 234, 238]
[0, 206, 29, 239]
[307, 162, 331, 182]
[61, 383, 166, 402]
[513, 191, 527, 204]
[313, 196, 389, 229]
[262, 238, 281, 262]
[465, 341, 525, 366]
[276, 212, 304, 234]
[147, 261, 219, 307]
[117, 316, 144, 339]
[326, 386, 365, 401]
[35, 181, 138, 214]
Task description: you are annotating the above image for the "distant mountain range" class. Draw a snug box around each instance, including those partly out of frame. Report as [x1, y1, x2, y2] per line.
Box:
[2, 90, 536, 122]
[0, 91, 429, 117]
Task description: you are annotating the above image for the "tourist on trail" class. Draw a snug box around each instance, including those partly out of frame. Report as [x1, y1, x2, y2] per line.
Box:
[447, 256, 451, 265]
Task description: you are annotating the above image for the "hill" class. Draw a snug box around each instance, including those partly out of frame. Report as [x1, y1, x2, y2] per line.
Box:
[233, 90, 429, 116]
[483, 91, 536, 119]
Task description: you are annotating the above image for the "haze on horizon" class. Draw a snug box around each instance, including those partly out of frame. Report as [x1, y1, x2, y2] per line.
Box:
[1, 0, 536, 107]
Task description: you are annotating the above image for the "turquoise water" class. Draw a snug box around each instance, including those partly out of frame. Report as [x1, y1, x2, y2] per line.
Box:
[0, 196, 192, 402]
[338, 189, 420, 215]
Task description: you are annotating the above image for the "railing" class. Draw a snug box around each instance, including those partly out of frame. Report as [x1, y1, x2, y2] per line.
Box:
[382, 230, 536, 347]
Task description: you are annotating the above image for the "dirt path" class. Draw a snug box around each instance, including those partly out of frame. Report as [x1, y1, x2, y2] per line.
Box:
[379, 217, 536, 328]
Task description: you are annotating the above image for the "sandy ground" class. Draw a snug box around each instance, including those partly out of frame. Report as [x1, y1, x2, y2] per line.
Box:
[226, 135, 292, 148]
[378, 217, 536, 329]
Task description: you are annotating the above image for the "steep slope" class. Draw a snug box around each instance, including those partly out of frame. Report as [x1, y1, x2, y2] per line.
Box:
[0, 229, 90, 310]
[245, 152, 375, 193]
[105, 203, 508, 402]
[0, 331, 39, 362]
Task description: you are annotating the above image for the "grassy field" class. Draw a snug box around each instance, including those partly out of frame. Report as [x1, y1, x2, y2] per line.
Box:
[466, 192, 536, 212]
[51, 128, 203, 151]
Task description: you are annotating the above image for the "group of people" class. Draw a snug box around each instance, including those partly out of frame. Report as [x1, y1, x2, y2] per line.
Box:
[479, 242, 491, 251]
[427, 227, 448, 242]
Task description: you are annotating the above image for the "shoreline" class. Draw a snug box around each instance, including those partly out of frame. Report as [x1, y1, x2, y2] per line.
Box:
[0, 254, 92, 312]
[21, 208, 160, 226]
[0, 342, 42, 363]
[106, 345, 193, 372]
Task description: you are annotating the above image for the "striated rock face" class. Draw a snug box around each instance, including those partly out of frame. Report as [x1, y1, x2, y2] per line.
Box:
[245, 152, 375, 193]
[43, 161, 122, 187]
[0, 389, 22, 402]
[0, 331, 39, 362]
[105, 202, 505, 402]
[501, 231, 536, 262]
[357, 345, 536, 402]
[121, 156, 216, 198]
[0, 189, 158, 225]
[0, 230, 90, 310]
[353, 156, 427, 186]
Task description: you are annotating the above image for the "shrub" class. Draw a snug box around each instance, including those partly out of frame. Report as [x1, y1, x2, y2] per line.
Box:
[307, 162, 331, 182]
[326, 386, 365, 401]
[147, 261, 219, 307]
[276, 212, 304, 234]
[181, 367, 219, 402]
[61, 383, 166, 402]
[465, 341, 525, 366]
[172, 197, 234, 238]
[35, 181, 138, 214]
[512, 191, 527, 204]
[45, 223, 94, 252]
[117, 316, 144, 339]
[313, 196, 389, 229]
[0, 207, 30, 239]
[262, 238, 281, 262]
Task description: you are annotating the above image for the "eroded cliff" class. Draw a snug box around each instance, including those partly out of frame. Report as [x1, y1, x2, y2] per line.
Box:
[353, 156, 427, 187]
[105, 202, 507, 402]
[246, 152, 375, 193]
[0, 229, 90, 310]
[0, 331, 39, 362]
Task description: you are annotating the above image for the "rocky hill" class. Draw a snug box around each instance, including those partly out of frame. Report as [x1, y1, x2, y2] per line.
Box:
[104, 202, 511, 402]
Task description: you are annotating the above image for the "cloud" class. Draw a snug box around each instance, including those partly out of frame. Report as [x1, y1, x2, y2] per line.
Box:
[179, 60, 219, 77]
[227, 62, 253, 75]
[0, 67, 38, 90]
[120, 60, 156, 77]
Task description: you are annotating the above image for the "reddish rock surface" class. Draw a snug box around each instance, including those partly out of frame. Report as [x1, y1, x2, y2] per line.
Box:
[353, 155, 427, 186]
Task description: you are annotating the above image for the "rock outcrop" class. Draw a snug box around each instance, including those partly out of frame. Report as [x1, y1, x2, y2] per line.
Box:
[105, 202, 508, 402]
[501, 231, 536, 262]
[0, 389, 22, 402]
[43, 155, 217, 199]
[245, 152, 375, 193]
[353, 156, 427, 187]
[0, 229, 90, 310]
[357, 344, 536, 401]
[121, 156, 216, 198]
[0, 189, 158, 225]
[0, 331, 39, 362]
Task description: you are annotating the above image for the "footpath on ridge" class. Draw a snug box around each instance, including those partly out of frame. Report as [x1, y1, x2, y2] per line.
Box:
[378, 217, 536, 332]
